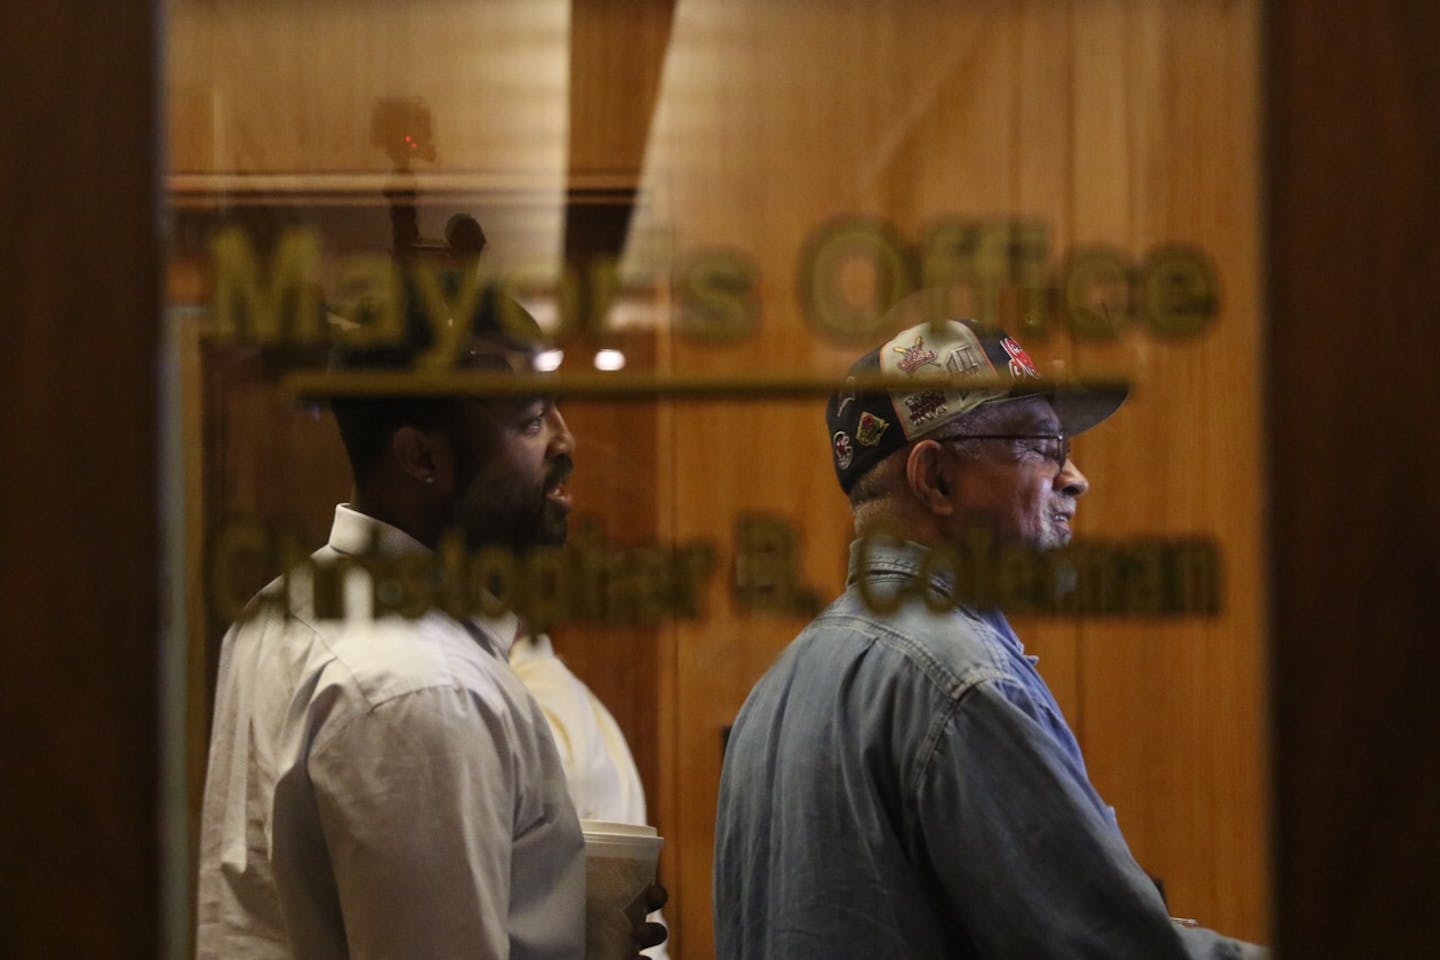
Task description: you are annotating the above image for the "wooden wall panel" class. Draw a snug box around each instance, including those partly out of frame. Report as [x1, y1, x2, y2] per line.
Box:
[168, 0, 575, 277]
[1070, 0, 1270, 940]
[0, 1, 162, 956]
[567, 0, 677, 177]
[169, 0, 570, 177]
[543, 330, 667, 819]
[1266, 1, 1440, 955]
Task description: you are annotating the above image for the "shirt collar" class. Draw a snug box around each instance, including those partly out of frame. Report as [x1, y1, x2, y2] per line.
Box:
[846, 535, 1026, 654]
[846, 536, 935, 585]
[508, 631, 554, 665]
[326, 503, 522, 657]
[472, 610, 522, 659]
[327, 503, 429, 557]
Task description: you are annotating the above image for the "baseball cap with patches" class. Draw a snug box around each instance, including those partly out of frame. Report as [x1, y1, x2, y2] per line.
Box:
[825, 317, 1128, 494]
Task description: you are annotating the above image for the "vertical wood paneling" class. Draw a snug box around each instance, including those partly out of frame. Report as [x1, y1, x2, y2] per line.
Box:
[0, 2, 162, 955]
[543, 329, 666, 809]
[1266, 1, 1440, 955]
[567, 0, 677, 177]
[1070, 0, 1270, 940]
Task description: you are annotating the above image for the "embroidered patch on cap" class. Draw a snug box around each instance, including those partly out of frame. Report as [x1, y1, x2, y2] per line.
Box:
[892, 336, 940, 374]
[1001, 336, 1041, 379]
[855, 411, 889, 447]
[834, 376, 857, 416]
[881, 322, 1005, 440]
[902, 391, 949, 426]
[832, 431, 854, 469]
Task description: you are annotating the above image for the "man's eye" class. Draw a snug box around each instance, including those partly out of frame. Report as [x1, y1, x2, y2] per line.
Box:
[513, 397, 548, 432]
[1022, 439, 1059, 462]
[1036, 438, 1068, 463]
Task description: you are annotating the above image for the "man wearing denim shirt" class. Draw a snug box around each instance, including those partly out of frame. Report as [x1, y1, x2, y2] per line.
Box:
[713, 315, 1266, 959]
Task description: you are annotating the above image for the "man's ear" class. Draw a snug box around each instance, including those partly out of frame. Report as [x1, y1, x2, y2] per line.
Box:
[905, 441, 955, 515]
[391, 425, 448, 487]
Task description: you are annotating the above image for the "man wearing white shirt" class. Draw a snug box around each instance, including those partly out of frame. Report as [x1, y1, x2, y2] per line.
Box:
[197, 291, 665, 959]
[510, 633, 671, 960]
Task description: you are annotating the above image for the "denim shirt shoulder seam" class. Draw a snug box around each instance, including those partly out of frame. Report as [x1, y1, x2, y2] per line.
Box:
[822, 608, 1014, 795]
[911, 667, 1013, 793]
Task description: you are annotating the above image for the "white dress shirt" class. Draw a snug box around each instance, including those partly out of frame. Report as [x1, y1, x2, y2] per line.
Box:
[510, 634, 670, 960]
[197, 505, 585, 959]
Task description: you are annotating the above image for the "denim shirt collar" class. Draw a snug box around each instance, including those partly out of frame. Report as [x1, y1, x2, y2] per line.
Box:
[845, 535, 1032, 662]
[846, 535, 934, 585]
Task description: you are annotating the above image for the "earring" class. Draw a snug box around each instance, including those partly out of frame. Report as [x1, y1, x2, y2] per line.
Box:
[424, 475, 436, 485]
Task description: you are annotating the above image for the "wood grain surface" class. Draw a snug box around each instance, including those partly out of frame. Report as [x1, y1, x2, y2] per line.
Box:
[0, 2, 162, 956]
[1266, 0, 1440, 956]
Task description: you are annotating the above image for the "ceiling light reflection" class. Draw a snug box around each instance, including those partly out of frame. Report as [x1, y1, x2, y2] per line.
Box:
[593, 349, 627, 371]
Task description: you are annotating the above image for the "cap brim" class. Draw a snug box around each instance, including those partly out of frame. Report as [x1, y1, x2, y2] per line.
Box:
[1045, 383, 1130, 436]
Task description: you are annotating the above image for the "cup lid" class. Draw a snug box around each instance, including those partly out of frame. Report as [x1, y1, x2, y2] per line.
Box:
[579, 819, 657, 838]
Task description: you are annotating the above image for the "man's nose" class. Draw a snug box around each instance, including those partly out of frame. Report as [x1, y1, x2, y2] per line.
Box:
[547, 406, 574, 453]
[1057, 458, 1089, 497]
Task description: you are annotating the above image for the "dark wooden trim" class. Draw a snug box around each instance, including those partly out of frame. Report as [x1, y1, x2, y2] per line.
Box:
[1265, 1, 1440, 955]
[0, 2, 163, 956]
[564, 0, 678, 274]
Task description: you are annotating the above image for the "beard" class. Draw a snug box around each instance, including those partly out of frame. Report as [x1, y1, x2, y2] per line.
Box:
[453, 452, 573, 550]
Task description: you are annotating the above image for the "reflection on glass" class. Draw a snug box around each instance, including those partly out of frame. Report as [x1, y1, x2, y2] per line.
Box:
[167, 1, 1270, 956]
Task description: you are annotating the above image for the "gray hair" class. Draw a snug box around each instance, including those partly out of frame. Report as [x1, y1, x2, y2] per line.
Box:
[846, 399, 1025, 511]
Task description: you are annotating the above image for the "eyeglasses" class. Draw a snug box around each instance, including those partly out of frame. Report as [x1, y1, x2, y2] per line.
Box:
[937, 432, 1070, 467]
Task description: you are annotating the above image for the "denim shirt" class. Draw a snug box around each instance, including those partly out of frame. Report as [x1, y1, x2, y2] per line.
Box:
[714, 538, 1263, 960]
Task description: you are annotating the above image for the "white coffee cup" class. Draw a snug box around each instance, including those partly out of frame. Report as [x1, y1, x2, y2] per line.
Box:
[579, 820, 664, 960]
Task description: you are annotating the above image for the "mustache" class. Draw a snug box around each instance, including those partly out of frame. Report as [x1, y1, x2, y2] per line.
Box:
[545, 454, 574, 490]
